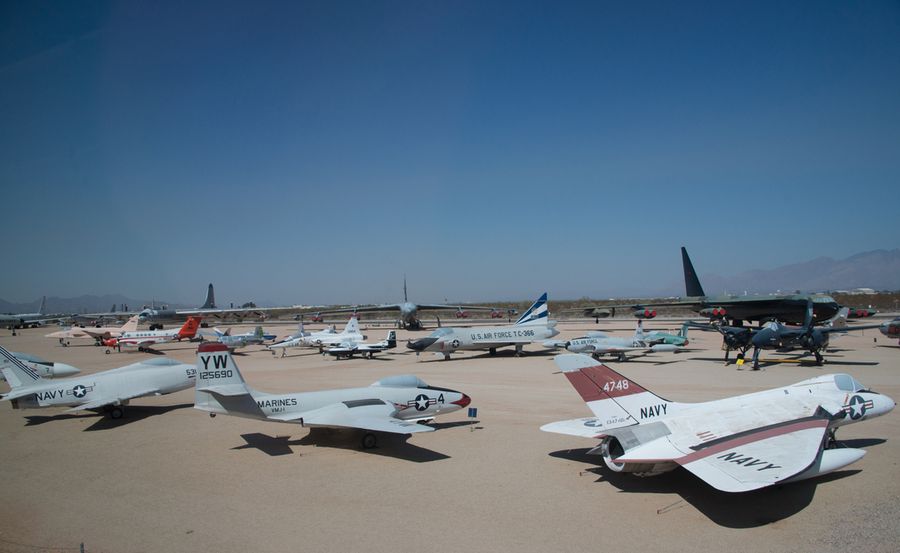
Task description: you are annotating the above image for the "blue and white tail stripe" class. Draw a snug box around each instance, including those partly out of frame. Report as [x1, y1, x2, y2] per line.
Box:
[516, 293, 549, 326]
[0, 346, 42, 384]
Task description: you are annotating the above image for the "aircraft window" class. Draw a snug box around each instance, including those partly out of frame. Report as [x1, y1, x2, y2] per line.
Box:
[834, 374, 865, 392]
[429, 328, 453, 338]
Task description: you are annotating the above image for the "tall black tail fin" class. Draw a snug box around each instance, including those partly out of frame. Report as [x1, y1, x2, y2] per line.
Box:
[403, 275, 408, 302]
[681, 247, 705, 297]
[202, 283, 216, 309]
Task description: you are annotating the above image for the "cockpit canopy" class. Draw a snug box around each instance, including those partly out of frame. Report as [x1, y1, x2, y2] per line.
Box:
[371, 374, 428, 388]
[427, 328, 454, 338]
[834, 373, 867, 393]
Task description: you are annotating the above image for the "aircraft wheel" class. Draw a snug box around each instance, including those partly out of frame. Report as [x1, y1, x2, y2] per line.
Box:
[617, 354, 626, 362]
[105, 349, 111, 355]
[362, 433, 377, 449]
[109, 407, 124, 420]
[489, 348, 497, 356]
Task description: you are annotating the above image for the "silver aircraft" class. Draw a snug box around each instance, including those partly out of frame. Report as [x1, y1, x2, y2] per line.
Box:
[0, 352, 80, 381]
[0, 345, 195, 419]
[1, 296, 61, 331]
[267, 318, 365, 355]
[544, 320, 682, 362]
[542, 354, 895, 492]
[406, 293, 558, 360]
[194, 342, 471, 448]
[325, 331, 397, 360]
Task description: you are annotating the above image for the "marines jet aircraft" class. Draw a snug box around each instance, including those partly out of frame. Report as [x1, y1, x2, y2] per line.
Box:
[267, 318, 365, 355]
[194, 342, 471, 448]
[325, 331, 397, 360]
[541, 354, 894, 492]
[407, 293, 558, 360]
[0, 346, 195, 419]
[544, 321, 682, 362]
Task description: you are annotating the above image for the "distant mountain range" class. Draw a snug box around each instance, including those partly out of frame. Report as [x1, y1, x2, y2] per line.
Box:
[3, 250, 899, 313]
[666, 249, 900, 296]
[0, 294, 191, 315]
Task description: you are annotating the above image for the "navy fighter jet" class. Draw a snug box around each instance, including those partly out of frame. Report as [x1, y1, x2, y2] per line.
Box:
[542, 354, 895, 492]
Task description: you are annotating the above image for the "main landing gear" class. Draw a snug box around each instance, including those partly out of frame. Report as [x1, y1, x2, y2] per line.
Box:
[362, 432, 377, 449]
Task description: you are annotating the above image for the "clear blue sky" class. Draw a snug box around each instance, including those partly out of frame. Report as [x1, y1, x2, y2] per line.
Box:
[2, 1, 899, 306]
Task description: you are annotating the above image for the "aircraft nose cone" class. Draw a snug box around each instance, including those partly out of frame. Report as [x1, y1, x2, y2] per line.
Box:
[52, 363, 80, 377]
[452, 394, 471, 408]
[407, 337, 437, 351]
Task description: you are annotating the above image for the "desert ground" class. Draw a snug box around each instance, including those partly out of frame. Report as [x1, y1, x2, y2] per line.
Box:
[1, 318, 898, 553]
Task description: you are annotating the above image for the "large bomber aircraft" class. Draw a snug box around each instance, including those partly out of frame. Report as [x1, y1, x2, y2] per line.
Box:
[312, 277, 504, 330]
[0, 296, 63, 332]
[406, 293, 558, 360]
[0, 346, 195, 419]
[577, 247, 841, 326]
[194, 342, 471, 448]
[45, 315, 140, 345]
[542, 354, 895, 492]
[103, 317, 202, 353]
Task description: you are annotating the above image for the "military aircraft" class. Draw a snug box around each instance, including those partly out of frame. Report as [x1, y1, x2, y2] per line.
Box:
[194, 342, 471, 448]
[313, 277, 501, 330]
[847, 307, 878, 318]
[541, 354, 894, 493]
[0, 345, 196, 419]
[544, 321, 682, 362]
[103, 317, 202, 353]
[691, 305, 884, 369]
[406, 293, 559, 360]
[212, 326, 274, 351]
[0, 296, 63, 332]
[325, 331, 397, 360]
[880, 318, 900, 344]
[267, 318, 365, 356]
[0, 351, 80, 381]
[641, 322, 690, 347]
[575, 248, 842, 326]
[45, 315, 140, 346]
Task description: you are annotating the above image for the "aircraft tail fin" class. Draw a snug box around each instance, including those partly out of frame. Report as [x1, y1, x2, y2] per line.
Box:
[121, 315, 140, 333]
[385, 330, 397, 349]
[178, 317, 202, 339]
[194, 343, 260, 416]
[254, 326, 264, 339]
[201, 283, 216, 309]
[555, 354, 681, 431]
[38, 296, 47, 315]
[681, 247, 705, 298]
[0, 346, 44, 389]
[344, 317, 360, 334]
[679, 322, 690, 338]
[633, 320, 645, 344]
[828, 307, 850, 330]
[403, 275, 408, 302]
[516, 293, 549, 325]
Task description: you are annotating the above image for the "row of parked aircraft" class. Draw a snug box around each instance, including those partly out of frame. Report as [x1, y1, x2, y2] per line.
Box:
[0, 339, 894, 491]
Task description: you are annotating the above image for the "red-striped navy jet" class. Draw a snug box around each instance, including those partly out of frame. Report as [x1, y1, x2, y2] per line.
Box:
[542, 354, 894, 492]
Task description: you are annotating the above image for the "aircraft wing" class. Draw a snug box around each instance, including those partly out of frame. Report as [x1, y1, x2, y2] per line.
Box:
[66, 387, 161, 412]
[619, 416, 831, 493]
[415, 303, 497, 312]
[268, 400, 434, 434]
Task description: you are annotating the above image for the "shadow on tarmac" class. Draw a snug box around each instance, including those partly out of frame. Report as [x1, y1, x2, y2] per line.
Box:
[232, 429, 451, 462]
[23, 403, 193, 430]
[549, 447, 865, 528]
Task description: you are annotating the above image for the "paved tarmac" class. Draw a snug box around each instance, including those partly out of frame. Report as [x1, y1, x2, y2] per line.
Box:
[1, 320, 897, 553]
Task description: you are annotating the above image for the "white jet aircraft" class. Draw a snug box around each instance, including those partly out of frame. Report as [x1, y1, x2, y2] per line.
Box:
[45, 315, 140, 346]
[325, 331, 397, 360]
[104, 316, 202, 353]
[267, 318, 365, 356]
[0, 346, 196, 419]
[194, 342, 471, 448]
[406, 293, 559, 360]
[541, 354, 895, 492]
[0, 351, 80, 381]
[544, 320, 681, 362]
